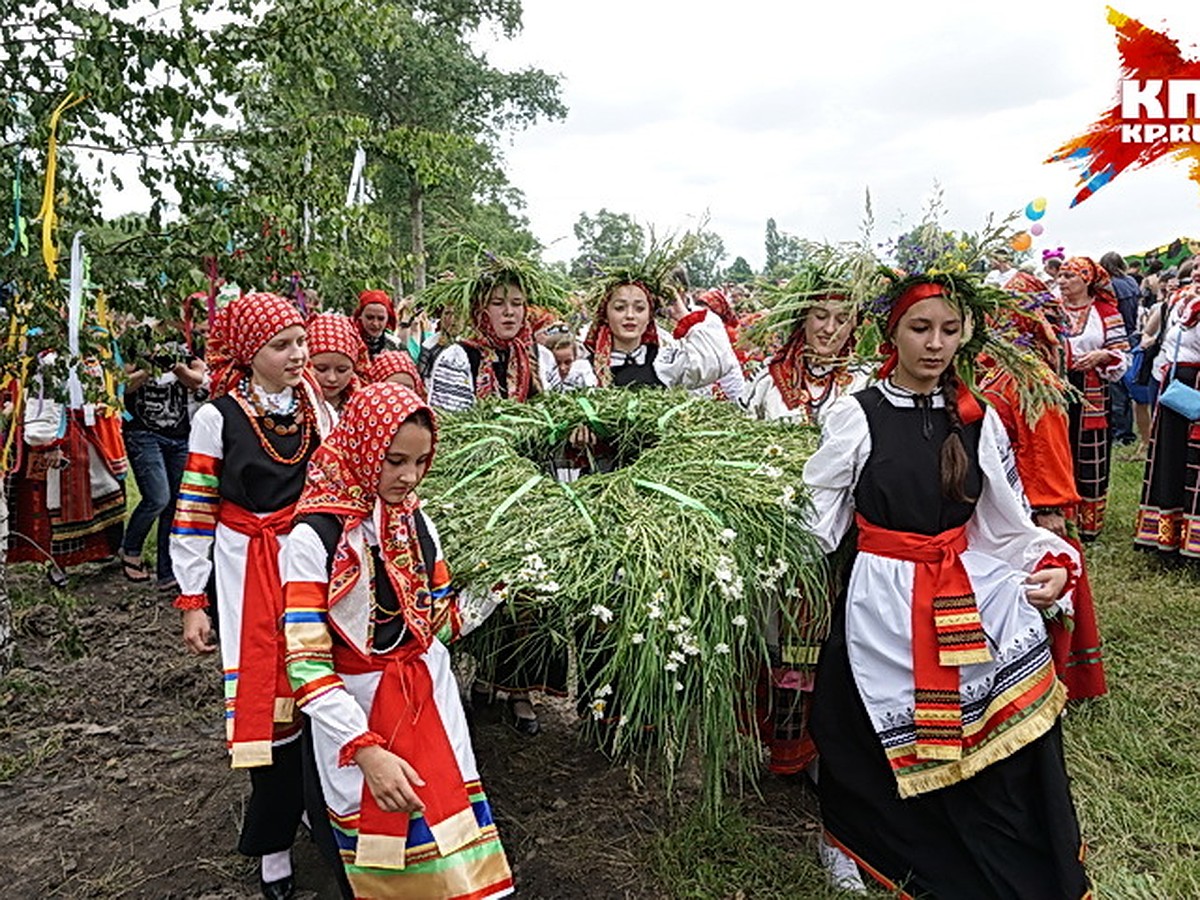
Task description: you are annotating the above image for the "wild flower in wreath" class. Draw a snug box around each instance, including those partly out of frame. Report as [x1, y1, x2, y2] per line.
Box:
[419, 388, 831, 814]
[864, 225, 1070, 427]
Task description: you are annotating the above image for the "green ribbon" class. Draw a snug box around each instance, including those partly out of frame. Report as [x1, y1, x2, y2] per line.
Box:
[487, 474, 544, 530]
[632, 478, 723, 525]
[556, 479, 596, 534]
[436, 454, 510, 499]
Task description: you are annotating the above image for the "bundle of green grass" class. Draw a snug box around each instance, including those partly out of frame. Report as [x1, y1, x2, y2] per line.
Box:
[422, 388, 828, 812]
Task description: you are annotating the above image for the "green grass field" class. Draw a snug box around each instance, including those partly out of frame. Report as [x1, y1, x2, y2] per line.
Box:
[646, 457, 1200, 898]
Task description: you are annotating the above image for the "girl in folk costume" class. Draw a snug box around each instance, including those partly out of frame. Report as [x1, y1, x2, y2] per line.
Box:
[740, 270, 871, 427]
[283, 383, 512, 900]
[581, 278, 735, 392]
[1136, 283, 1200, 560]
[170, 292, 333, 899]
[740, 268, 871, 763]
[979, 272, 1107, 700]
[372, 350, 426, 398]
[307, 312, 372, 415]
[1057, 256, 1131, 540]
[8, 352, 128, 571]
[354, 290, 403, 360]
[423, 257, 567, 733]
[426, 263, 562, 413]
[804, 272, 1089, 899]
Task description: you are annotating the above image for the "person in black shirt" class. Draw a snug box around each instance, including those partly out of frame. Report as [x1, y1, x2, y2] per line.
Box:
[119, 320, 207, 587]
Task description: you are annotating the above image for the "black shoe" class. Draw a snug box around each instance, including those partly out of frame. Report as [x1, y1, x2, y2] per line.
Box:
[260, 875, 295, 900]
[508, 699, 541, 736]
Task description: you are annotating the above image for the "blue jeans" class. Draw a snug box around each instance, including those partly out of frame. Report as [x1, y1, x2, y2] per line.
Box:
[121, 429, 189, 583]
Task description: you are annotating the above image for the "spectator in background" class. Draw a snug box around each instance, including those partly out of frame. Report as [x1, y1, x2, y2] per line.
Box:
[983, 248, 1015, 288]
[1059, 256, 1131, 539]
[1102, 252, 1141, 448]
[119, 318, 208, 589]
[1041, 247, 1065, 291]
[1136, 278, 1200, 562]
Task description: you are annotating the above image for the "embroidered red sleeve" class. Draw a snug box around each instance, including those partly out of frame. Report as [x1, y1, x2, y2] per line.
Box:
[672, 310, 707, 339]
[173, 593, 210, 610]
[339, 731, 387, 767]
[1033, 552, 1079, 597]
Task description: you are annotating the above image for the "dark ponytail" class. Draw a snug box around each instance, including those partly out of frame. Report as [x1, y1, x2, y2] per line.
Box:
[939, 368, 976, 503]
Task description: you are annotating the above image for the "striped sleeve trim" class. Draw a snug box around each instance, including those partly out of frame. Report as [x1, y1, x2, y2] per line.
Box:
[170, 452, 221, 539]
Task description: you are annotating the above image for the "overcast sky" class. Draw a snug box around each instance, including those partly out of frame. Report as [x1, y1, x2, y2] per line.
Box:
[479, 0, 1200, 269]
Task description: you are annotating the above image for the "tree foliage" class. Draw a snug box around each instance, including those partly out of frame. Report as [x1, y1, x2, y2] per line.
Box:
[724, 256, 754, 284]
[684, 227, 727, 289]
[763, 217, 809, 278]
[570, 209, 646, 279]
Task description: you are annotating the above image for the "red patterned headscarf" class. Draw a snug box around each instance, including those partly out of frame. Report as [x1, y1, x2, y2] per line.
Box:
[696, 288, 737, 327]
[459, 282, 539, 402]
[353, 290, 398, 331]
[306, 313, 370, 374]
[296, 382, 441, 650]
[1061, 257, 1117, 307]
[371, 350, 426, 397]
[206, 292, 304, 398]
[583, 281, 660, 388]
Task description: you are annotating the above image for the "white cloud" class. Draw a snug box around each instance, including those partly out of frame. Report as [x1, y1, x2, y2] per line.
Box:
[486, 0, 1200, 268]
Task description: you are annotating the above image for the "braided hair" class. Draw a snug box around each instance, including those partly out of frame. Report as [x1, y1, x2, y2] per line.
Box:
[938, 366, 976, 503]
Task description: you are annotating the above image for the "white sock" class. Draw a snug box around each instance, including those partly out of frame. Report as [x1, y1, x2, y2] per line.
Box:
[261, 850, 292, 883]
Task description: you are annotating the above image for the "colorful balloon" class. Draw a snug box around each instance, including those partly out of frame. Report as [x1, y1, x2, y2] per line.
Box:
[1010, 232, 1033, 252]
[1032, 197, 1047, 212]
[1030, 223, 1044, 236]
[1024, 202, 1046, 221]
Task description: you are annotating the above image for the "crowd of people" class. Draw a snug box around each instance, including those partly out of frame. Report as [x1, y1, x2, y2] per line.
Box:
[3, 238, 1198, 900]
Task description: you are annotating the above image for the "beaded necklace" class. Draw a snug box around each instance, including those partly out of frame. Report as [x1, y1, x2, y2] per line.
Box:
[798, 360, 854, 419]
[233, 377, 314, 466]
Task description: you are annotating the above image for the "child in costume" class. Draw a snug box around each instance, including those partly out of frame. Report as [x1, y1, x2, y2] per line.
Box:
[282, 382, 512, 900]
[170, 292, 332, 899]
[307, 312, 371, 416]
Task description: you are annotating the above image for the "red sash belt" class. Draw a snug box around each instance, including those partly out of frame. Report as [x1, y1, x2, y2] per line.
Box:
[335, 640, 479, 869]
[856, 513, 992, 761]
[219, 500, 297, 768]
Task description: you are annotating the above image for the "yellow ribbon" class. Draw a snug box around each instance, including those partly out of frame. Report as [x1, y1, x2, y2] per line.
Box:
[37, 92, 87, 279]
[0, 354, 30, 472]
[94, 290, 119, 402]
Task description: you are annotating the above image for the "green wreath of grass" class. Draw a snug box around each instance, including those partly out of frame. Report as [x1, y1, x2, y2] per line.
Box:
[421, 388, 829, 814]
